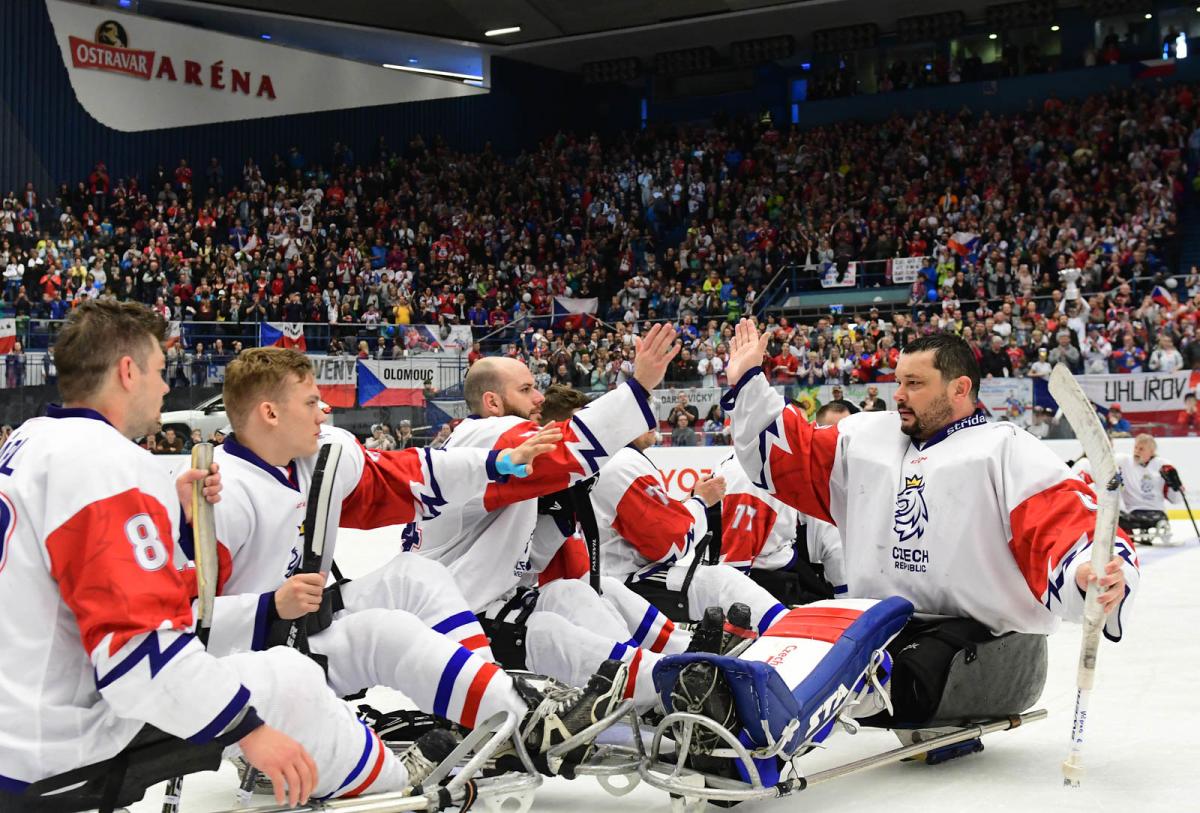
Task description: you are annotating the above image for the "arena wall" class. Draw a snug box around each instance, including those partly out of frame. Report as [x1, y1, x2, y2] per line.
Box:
[153, 436, 1200, 520]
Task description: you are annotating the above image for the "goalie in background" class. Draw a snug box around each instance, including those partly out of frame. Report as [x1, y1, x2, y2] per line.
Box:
[1116, 433, 1186, 547]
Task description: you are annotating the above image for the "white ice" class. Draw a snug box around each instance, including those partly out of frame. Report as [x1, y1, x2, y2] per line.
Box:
[131, 522, 1200, 813]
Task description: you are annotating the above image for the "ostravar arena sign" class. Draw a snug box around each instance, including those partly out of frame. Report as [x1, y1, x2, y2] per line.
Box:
[45, 0, 487, 131]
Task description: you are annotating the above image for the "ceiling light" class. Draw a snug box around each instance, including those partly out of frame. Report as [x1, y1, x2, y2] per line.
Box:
[988, 33, 998, 40]
[1144, 12, 1152, 19]
[382, 64, 484, 81]
[1050, 25, 1060, 32]
[484, 26, 521, 37]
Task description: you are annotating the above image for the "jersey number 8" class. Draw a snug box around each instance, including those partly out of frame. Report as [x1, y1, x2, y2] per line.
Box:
[124, 514, 169, 571]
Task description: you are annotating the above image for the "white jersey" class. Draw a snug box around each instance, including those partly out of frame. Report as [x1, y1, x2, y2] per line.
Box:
[717, 454, 845, 592]
[408, 381, 657, 610]
[0, 407, 261, 787]
[201, 426, 515, 655]
[728, 371, 1140, 638]
[591, 446, 709, 581]
[1116, 453, 1184, 513]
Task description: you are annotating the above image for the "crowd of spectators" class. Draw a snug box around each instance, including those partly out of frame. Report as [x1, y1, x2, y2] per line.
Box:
[1, 80, 1198, 440]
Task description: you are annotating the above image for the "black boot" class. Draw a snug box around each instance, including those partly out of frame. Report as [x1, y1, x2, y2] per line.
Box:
[721, 602, 757, 654]
[687, 606, 726, 654]
[517, 659, 629, 770]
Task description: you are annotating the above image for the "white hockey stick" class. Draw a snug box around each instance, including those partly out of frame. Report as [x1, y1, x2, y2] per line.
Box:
[163, 443, 217, 813]
[1047, 365, 1120, 788]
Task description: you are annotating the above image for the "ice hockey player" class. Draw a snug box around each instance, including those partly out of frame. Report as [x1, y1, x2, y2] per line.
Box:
[0, 301, 427, 807]
[717, 398, 855, 604]
[1116, 433, 1186, 546]
[200, 346, 618, 765]
[722, 322, 1139, 726]
[406, 324, 706, 715]
[584, 422, 790, 633]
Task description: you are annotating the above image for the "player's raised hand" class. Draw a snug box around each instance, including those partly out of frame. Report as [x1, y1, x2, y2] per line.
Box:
[1074, 556, 1127, 615]
[275, 572, 326, 620]
[239, 724, 318, 807]
[633, 322, 680, 391]
[507, 426, 563, 476]
[725, 318, 770, 386]
[177, 462, 221, 524]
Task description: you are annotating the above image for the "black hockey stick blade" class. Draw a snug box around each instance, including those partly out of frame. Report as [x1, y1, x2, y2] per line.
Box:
[301, 442, 342, 575]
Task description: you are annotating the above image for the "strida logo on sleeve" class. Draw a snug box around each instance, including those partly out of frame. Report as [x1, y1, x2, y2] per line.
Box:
[892, 474, 930, 573]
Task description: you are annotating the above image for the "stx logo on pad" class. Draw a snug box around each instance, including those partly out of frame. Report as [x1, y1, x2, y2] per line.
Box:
[806, 683, 850, 738]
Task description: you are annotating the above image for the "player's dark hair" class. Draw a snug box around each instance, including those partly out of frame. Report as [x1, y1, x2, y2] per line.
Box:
[815, 399, 859, 424]
[54, 300, 166, 403]
[540, 384, 590, 424]
[902, 333, 980, 401]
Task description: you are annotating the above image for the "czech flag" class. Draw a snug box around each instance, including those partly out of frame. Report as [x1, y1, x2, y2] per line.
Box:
[1151, 285, 1175, 308]
[947, 232, 979, 257]
[552, 296, 598, 331]
[0, 319, 15, 354]
[356, 360, 425, 407]
[1132, 59, 1177, 80]
[259, 322, 307, 351]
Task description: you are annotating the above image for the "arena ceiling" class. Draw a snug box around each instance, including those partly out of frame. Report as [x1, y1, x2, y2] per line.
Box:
[135, 0, 1032, 73]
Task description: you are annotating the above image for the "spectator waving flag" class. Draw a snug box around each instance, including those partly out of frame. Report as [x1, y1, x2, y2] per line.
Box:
[259, 322, 307, 351]
[947, 232, 980, 257]
[0, 319, 15, 354]
[552, 296, 598, 331]
[1151, 284, 1175, 308]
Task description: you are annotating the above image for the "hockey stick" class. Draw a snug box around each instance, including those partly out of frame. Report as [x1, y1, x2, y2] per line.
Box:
[1048, 365, 1120, 789]
[568, 475, 603, 595]
[163, 443, 216, 813]
[238, 442, 342, 806]
[286, 442, 342, 652]
[1177, 489, 1200, 542]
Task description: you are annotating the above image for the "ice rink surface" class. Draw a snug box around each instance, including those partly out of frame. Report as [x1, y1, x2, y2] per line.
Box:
[132, 522, 1200, 813]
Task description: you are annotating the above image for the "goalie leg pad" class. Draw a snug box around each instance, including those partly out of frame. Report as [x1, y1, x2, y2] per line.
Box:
[652, 598, 914, 784]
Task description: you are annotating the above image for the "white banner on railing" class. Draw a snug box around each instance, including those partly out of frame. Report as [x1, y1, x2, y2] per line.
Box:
[890, 256, 924, 284]
[978, 378, 1034, 417]
[44, 0, 486, 131]
[650, 387, 723, 421]
[1078, 371, 1198, 413]
[819, 262, 857, 288]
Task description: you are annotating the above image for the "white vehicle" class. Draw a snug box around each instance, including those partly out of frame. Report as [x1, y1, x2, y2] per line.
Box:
[159, 394, 228, 441]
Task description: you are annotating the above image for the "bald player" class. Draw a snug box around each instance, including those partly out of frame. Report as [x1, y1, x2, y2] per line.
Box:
[404, 325, 706, 712]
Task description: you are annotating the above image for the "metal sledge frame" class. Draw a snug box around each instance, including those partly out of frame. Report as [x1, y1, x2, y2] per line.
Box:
[637, 708, 1048, 805]
[212, 711, 542, 813]
[542, 699, 646, 794]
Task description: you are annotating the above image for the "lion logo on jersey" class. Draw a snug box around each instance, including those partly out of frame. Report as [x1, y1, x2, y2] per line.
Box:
[893, 475, 929, 542]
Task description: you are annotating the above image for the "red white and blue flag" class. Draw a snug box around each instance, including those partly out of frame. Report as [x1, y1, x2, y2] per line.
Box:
[0, 319, 15, 354]
[259, 322, 307, 351]
[1132, 59, 1177, 80]
[1151, 285, 1175, 308]
[947, 232, 979, 258]
[553, 296, 598, 331]
[356, 360, 426, 407]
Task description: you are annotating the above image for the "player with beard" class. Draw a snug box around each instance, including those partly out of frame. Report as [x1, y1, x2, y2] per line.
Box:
[719, 323, 1138, 727]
